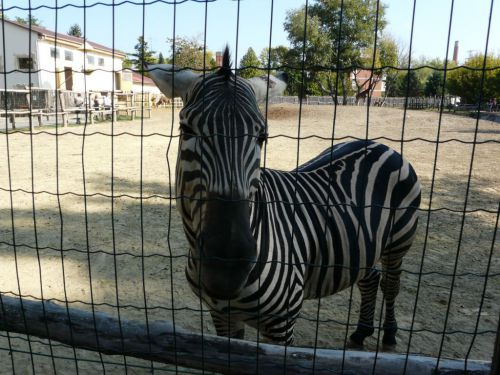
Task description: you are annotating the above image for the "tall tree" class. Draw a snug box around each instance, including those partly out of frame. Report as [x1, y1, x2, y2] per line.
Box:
[397, 70, 423, 97]
[384, 39, 409, 98]
[260, 46, 289, 70]
[15, 15, 41, 26]
[67, 23, 82, 37]
[167, 36, 216, 71]
[351, 35, 399, 103]
[424, 70, 445, 97]
[260, 46, 302, 96]
[284, 0, 387, 101]
[129, 36, 157, 73]
[376, 35, 399, 101]
[158, 52, 165, 64]
[447, 53, 500, 104]
[284, 8, 331, 98]
[122, 59, 133, 69]
[239, 47, 261, 78]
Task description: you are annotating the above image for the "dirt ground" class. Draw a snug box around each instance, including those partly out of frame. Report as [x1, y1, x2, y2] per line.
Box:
[0, 104, 498, 373]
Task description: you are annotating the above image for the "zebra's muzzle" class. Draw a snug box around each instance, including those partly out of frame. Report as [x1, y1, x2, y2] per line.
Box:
[200, 261, 255, 300]
[198, 194, 257, 300]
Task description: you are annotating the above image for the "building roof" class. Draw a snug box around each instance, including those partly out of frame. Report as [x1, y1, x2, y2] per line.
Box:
[3, 18, 127, 58]
[132, 72, 156, 86]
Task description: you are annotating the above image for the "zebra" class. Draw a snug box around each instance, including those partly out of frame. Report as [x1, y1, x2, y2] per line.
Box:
[148, 47, 421, 347]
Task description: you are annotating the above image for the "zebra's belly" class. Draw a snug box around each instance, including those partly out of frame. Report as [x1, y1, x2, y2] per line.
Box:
[302, 265, 373, 300]
[301, 242, 383, 300]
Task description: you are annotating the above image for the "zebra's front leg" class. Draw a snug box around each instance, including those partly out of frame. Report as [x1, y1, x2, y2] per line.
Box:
[210, 311, 245, 339]
[349, 269, 380, 348]
[261, 317, 297, 346]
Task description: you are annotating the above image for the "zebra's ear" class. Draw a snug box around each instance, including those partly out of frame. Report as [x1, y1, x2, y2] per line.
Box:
[147, 64, 200, 101]
[247, 72, 288, 102]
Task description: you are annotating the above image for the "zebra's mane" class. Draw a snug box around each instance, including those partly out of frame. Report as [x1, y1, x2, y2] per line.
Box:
[219, 45, 232, 80]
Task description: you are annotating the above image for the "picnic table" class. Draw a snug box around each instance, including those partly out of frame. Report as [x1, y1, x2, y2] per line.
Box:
[64, 106, 117, 125]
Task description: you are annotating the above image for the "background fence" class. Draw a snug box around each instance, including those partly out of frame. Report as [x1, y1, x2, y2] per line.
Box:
[270, 95, 500, 112]
[0, 89, 158, 111]
[0, 0, 499, 374]
[270, 95, 458, 109]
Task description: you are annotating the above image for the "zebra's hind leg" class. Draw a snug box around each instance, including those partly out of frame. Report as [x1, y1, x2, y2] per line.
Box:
[349, 268, 381, 347]
[210, 311, 245, 339]
[380, 253, 406, 349]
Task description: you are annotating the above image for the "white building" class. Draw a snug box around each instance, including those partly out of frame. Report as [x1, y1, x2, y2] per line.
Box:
[0, 19, 126, 92]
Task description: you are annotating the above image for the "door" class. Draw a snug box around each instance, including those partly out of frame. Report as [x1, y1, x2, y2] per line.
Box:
[64, 67, 73, 91]
[115, 72, 121, 91]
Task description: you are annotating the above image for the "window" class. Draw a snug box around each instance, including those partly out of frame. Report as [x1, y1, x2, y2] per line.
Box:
[122, 71, 132, 82]
[98, 57, 105, 67]
[65, 50, 74, 61]
[87, 55, 95, 65]
[18, 57, 34, 70]
[50, 47, 60, 58]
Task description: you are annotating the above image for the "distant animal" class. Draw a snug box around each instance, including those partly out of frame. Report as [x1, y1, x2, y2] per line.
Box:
[155, 94, 169, 108]
[148, 47, 421, 347]
[247, 72, 288, 102]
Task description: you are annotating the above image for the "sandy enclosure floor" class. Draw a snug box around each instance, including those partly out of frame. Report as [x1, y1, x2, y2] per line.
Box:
[0, 105, 498, 373]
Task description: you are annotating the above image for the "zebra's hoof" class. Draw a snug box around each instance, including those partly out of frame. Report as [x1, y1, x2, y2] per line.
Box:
[347, 332, 366, 349]
[382, 342, 397, 351]
[382, 334, 397, 351]
[232, 329, 245, 340]
[347, 340, 364, 350]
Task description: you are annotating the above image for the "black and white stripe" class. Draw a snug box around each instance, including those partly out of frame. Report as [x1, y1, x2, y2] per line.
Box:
[152, 48, 421, 347]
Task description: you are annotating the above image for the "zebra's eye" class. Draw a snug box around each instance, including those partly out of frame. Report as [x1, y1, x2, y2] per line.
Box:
[257, 132, 268, 145]
[179, 123, 193, 135]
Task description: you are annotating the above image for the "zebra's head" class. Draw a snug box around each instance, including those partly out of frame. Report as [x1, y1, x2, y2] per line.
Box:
[148, 47, 286, 300]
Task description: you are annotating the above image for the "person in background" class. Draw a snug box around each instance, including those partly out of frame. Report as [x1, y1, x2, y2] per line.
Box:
[74, 93, 84, 107]
[103, 94, 112, 110]
[93, 94, 101, 110]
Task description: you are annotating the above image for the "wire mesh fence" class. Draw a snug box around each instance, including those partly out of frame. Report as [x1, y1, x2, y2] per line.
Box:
[0, 0, 499, 374]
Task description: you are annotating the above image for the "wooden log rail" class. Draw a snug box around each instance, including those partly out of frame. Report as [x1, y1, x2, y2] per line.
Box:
[0, 295, 492, 375]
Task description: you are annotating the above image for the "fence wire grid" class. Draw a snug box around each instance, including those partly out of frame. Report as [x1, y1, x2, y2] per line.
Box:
[0, 0, 499, 374]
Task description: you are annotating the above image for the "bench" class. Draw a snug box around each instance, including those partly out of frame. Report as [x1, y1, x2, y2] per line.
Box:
[92, 107, 118, 122]
[0, 110, 43, 129]
[42, 109, 70, 126]
[42, 109, 95, 126]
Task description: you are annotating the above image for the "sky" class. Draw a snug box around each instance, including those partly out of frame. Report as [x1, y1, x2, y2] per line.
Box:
[2, 0, 499, 66]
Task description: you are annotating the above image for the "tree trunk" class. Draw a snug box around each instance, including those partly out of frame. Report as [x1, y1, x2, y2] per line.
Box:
[341, 75, 348, 105]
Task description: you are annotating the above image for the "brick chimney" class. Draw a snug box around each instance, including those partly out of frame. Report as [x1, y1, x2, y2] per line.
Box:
[453, 41, 459, 64]
[216, 51, 223, 67]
